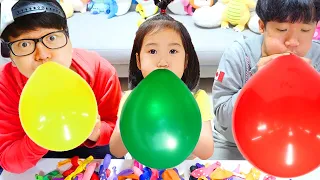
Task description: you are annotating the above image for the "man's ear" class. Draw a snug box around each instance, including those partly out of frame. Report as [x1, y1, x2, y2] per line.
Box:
[259, 19, 265, 34]
[136, 53, 141, 70]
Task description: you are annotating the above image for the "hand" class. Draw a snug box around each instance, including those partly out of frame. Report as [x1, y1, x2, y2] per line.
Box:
[257, 53, 313, 72]
[115, 118, 120, 132]
[257, 53, 290, 72]
[88, 115, 101, 142]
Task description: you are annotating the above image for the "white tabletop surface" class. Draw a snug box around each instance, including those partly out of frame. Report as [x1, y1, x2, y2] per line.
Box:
[0, 159, 319, 180]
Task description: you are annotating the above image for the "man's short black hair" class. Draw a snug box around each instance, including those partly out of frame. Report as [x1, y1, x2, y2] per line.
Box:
[1, 0, 68, 42]
[256, 0, 320, 24]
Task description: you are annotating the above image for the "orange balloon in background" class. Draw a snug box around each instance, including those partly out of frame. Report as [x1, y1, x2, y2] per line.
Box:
[233, 54, 320, 178]
[19, 62, 97, 151]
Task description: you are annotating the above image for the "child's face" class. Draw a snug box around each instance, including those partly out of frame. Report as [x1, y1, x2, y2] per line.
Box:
[8, 28, 73, 78]
[259, 20, 317, 57]
[137, 28, 186, 79]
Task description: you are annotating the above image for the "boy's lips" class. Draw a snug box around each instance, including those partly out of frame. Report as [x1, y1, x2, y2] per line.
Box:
[286, 50, 298, 54]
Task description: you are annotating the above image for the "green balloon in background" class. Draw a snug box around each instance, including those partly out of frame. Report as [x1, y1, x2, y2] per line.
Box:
[120, 69, 202, 169]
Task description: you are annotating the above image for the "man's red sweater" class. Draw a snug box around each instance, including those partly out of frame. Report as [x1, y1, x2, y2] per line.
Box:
[0, 49, 122, 173]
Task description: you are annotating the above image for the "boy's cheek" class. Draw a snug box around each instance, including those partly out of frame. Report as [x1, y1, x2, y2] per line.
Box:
[264, 38, 288, 55]
[295, 43, 312, 57]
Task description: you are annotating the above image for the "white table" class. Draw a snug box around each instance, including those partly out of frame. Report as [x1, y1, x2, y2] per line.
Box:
[0, 159, 319, 180]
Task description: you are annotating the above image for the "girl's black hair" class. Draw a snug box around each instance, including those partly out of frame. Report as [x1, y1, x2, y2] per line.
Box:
[1, 0, 68, 42]
[256, 0, 320, 24]
[129, 0, 200, 91]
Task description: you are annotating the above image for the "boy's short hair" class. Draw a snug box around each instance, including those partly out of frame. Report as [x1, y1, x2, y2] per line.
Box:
[256, 0, 320, 24]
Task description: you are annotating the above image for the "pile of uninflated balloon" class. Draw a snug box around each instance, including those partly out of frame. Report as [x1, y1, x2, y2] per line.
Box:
[35, 153, 277, 180]
[189, 162, 276, 180]
[34, 153, 184, 180]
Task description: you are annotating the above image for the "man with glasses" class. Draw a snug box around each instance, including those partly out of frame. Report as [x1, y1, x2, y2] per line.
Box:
[0, 0, 122, 174]
[6, 30, 69, 57]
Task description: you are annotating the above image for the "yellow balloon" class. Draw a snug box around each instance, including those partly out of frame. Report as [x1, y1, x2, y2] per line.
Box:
[19, 62, 97, 151]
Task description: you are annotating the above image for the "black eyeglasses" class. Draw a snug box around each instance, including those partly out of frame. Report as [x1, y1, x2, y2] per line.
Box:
[5, 30, 69, 57]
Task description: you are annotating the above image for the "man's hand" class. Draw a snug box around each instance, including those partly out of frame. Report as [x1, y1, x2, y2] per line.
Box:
[257, 53, 313, 72]
[257, 53, 290, 71]
[88, 115, 101, 142]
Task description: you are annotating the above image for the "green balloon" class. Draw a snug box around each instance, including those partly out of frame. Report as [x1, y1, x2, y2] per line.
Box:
[120, 69, 201, 169]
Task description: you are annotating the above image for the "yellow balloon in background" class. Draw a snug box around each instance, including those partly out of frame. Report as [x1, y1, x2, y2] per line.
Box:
[19, 62, 97, 151]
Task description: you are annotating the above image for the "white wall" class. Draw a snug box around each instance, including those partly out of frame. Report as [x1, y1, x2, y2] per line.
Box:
[0, 56, 10, 65]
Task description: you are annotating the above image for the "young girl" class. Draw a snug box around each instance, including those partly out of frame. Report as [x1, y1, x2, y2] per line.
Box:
[110, 0, 214, 160]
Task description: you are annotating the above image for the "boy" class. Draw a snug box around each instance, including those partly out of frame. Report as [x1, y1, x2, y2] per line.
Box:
[0, 0, 122, 173]
[212, 0, 320, 160]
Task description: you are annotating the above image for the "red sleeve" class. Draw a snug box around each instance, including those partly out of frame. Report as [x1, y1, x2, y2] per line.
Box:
[83, 56, 122, 147]
[0, 65, 48, 173]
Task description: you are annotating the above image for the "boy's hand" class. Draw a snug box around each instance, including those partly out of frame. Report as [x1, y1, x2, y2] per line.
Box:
[257, 53, 313, 72]
[257, 53, 290, 71]
[88, 115, 101, 142]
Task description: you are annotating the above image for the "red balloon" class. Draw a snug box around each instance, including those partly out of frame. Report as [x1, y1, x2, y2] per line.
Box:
[233, 54, 320, 178]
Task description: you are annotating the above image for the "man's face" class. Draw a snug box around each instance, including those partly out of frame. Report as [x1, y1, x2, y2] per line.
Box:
[259, 20, 317, 57]
[8, 28, 73, 78]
